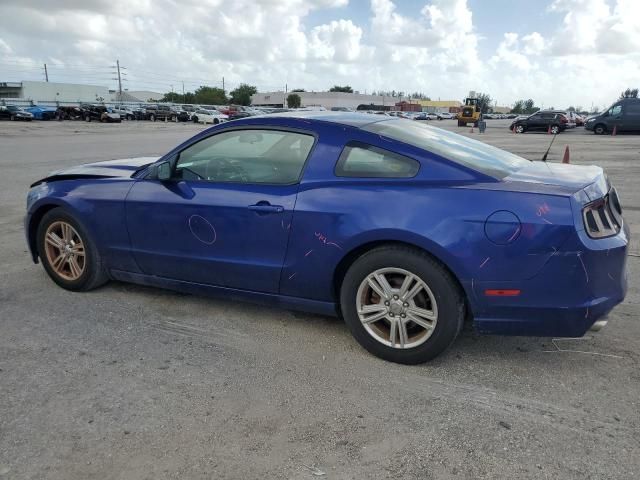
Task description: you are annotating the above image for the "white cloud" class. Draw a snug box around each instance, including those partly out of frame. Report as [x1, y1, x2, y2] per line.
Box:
[0, 0, 637, 109]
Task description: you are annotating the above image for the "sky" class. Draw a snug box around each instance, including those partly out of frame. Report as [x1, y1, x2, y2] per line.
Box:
[0, 0, 639, 110]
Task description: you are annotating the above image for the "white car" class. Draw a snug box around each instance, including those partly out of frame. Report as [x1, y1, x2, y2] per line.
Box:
[192, 109, 229, 125]
[436, 112, 455, 120]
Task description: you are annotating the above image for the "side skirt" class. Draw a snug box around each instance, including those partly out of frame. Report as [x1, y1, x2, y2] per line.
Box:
[110, 269, 338, 317]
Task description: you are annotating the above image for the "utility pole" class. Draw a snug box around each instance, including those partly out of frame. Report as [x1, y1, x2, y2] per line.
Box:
[43, 63, 48, 82]
[182, 81, 185, 103]
[116, 60, 122, 101]
[284, 83, 287, 108]
[222, 77, 225, 92]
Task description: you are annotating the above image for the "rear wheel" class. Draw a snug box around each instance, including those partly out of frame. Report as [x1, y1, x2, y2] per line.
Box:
[550, 124, 560, 134]
[37, 208, 108, 291]
[594, 124, 607, 135]
[340, 246, 464, 364]
[457, 120, 465, 127]
[192, 116, 199, 123]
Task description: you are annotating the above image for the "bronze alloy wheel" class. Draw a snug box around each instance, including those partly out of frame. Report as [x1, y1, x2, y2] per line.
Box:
[43, 220, 86, 281]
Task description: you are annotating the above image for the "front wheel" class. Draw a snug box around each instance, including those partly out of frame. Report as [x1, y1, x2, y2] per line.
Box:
[340, 246, 464, 364]
[594, 124, 607, 135]
[550, 124, 560, 134]
[37, 208, 108, 291]
[515, 124, 525, 133]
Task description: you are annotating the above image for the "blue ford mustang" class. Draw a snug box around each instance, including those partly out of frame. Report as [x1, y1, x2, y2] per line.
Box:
[25, 112, 628, 363]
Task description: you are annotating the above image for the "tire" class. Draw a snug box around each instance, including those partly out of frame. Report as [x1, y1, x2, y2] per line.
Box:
[36, 207, 108, 292]
[594, 124, 607, 135]
[515, 124, 525, 133]
[127, 114, 133, 121]
[10, 115, 15, 121]
[214, 118, 219, 125]
[340, 245, 464, 364]
[150, 114, 156, 122]
[192, 116, 199, 123]
[457, 120, 465, 127]
[170, 115, 176, 122]
[550, 125, 560, 134]
[85, 115, 91, 122]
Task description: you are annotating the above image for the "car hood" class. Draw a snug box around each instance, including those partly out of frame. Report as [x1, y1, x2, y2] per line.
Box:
[30, 157, 158, 187]
[504, 161, 605, 194]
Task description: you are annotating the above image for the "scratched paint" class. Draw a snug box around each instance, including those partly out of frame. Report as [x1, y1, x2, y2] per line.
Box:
[577, 253, 589, 283]
[288, 272, 297, 280]
[536, 203, 551, 217]
[188, 214, 217, 245]
[304, 249, 314, 257]
[479, 257, 490, 269]
[281, 219, 291, 231]
[314, 232, 343, 250]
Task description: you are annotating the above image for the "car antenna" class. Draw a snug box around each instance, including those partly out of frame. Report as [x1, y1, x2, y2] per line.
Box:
[541, 131, 558, 162]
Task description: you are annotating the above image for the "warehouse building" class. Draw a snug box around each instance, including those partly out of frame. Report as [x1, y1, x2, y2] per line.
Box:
[251, 91, 425, 111]
[0, 80, 163, 104]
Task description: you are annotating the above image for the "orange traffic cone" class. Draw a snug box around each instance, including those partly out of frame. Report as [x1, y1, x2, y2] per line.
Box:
[612, 124, 617, 136]
[547, 125, 551, 134]
[562, 145, 570, 164]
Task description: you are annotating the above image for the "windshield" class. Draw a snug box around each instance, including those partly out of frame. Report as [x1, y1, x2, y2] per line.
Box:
[363, 120, 530, 179]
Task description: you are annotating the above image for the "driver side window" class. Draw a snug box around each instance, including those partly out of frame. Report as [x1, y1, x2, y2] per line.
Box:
[174, 129, 315, 184]
[609, 105, 622, 116]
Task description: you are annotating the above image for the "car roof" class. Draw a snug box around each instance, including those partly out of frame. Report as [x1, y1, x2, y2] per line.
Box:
[251, 110, 395, 128]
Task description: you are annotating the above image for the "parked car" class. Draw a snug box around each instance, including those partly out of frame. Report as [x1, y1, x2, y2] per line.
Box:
[543, 110, 576, 128]
[24, 112, 628, 364]
[112, 105, 145, 120]
[144, 104, 177, 122]
[436, 112, 455, 120]
[585, 97, 640, 134]
[191, 109, 229, 124]
[79, 104, 121, 123]
[25, 105, 57, 120]
[170, 106, 190, 122]
[509, 111, 568, 133]
[415, 112, 438, 121]
[55, 106, 83, 120]
[0, 105, 34, 121]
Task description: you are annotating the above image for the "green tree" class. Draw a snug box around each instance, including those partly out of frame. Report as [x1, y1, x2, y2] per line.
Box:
[620, 88, 639, 99]
[229, 84, 257, 105]
[192, 86, 227, 105]
[511, 99, 525, 114]
[287, 93, 301, 108]
[161, 91, 182, 103]
[475, 92, 492, 114]
[329, 85, 353, 93]
[291, 88, 306, 92]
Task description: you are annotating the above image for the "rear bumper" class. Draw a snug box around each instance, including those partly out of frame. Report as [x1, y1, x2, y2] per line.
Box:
[471, 223, 629, 337]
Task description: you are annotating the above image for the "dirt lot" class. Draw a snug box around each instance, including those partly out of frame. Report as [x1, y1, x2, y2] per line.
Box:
[1, 119, 639, 479]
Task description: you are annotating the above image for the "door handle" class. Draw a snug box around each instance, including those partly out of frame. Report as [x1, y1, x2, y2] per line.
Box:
[248, 202, 284, 214]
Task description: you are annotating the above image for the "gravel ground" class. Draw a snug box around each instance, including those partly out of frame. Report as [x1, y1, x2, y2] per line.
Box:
[0, 119, 639, 480]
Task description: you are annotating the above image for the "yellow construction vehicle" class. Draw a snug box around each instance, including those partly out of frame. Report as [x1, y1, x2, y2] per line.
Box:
[457, 93, 481, 127]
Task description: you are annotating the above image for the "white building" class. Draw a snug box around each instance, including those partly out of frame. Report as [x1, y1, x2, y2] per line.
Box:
[0, 80, 164, 104]
[251, 91, 418, 110]
[0, 80, 111, 103]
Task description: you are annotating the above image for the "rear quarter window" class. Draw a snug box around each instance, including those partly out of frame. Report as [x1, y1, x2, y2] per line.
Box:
[335, 142, 420, 178]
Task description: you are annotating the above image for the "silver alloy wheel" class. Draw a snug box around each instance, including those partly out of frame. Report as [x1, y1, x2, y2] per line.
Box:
[515, 125, 524, 133]
[551, 125, 560, 134]
[356, 267, 438, 349]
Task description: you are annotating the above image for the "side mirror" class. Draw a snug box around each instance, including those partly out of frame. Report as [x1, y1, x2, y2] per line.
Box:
[156, 160, 172, 181]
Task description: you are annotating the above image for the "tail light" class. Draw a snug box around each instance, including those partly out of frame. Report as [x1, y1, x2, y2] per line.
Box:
[582, 188, 623, 238]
